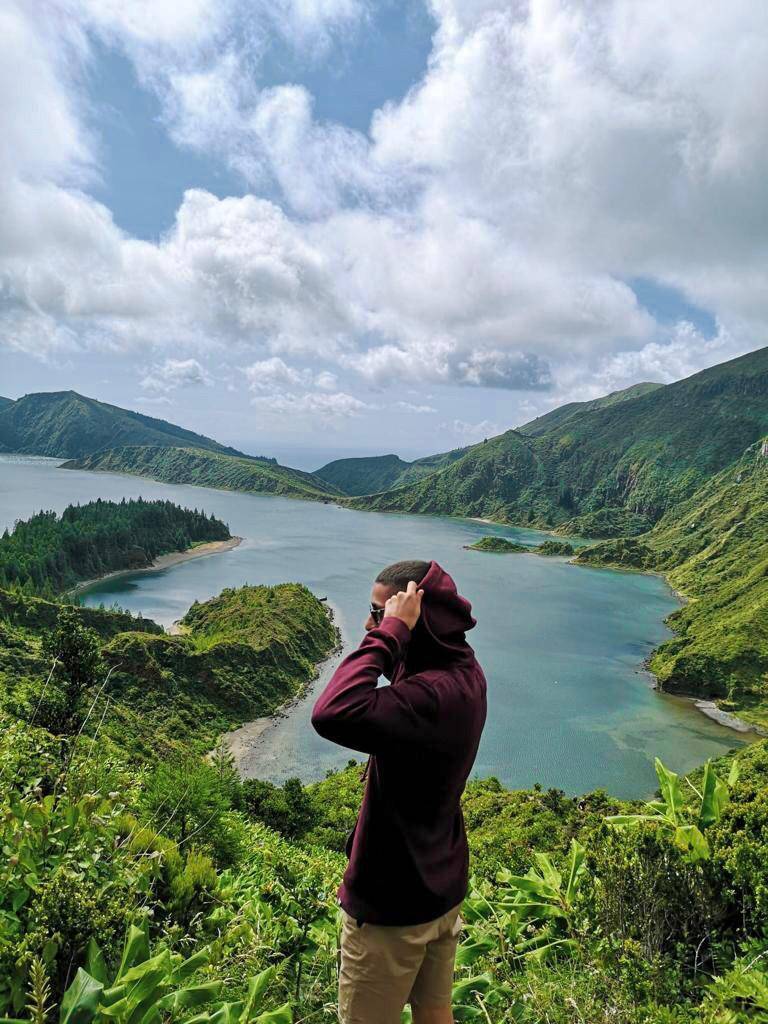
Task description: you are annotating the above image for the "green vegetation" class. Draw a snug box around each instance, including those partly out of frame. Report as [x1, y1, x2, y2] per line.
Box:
[4, 353, 768, 1020]
[0, 582, 338, 761]
[0, 555, 767, 1021]
[0, 498, 230, 596]
[64, 445, 343, 502]
[315, 445, 476, 496]
[554, 506, 653, 538]
[536, 539, 575, 556]
[577, 441, 768, 728]
[466, 535, 529, 553]
[3, 683, 766, 1024]
[0, 391, 246, 459]
[352, 347, 768, 528]
[516, 381, 663, 438]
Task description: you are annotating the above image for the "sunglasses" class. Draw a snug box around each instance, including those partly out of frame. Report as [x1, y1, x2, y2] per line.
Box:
[369, 603, 385, 625]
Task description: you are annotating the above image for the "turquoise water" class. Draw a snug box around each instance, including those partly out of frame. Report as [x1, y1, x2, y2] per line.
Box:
[0, 455, 746, 797]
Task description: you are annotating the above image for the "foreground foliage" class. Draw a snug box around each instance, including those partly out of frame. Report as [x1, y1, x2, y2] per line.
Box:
[0, 568, 766, 1023]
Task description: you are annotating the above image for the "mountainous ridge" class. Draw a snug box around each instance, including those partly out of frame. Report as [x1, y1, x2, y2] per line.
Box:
[315, 444, 475, 496]
[0, 390, 248, 460]
[516, 380, 663, 437]
[351, 346, 768, 531]
[63, 444, 344, 501]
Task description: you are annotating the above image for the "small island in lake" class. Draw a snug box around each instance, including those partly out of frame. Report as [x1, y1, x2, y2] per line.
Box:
[466, 535, 529, 553]
[467, 536, 575, 556]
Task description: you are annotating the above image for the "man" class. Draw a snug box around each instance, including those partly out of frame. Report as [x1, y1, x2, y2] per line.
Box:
[311, 559, 487, 1024]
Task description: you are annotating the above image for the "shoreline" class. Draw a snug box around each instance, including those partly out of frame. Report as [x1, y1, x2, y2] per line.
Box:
[57, 455, 760, 746]
[468, 516, 757, 741]
[68, 535, 243, 599]
[221, 603, 343, 779]
[693, 699, 765, 736]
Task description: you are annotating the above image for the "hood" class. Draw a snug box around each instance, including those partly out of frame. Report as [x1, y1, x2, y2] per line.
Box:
[401, 560, 476, 674]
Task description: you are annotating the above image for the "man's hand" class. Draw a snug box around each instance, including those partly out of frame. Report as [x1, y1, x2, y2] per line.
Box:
[384, 580, 424, 630]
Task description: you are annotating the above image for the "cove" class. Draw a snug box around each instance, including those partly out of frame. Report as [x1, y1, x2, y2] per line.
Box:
[0, 454, 747, 797]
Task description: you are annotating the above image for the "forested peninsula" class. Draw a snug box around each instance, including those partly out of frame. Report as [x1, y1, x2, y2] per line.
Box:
[0, 498, 231, 596]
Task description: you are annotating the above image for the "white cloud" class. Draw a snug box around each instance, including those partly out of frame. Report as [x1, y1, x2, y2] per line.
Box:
[251, 390, 369, 419]
[446, 418, 502, 443]
[395, 401, 437, 414]
[2, 0, 768, 440]
[140, 357, 212, 394]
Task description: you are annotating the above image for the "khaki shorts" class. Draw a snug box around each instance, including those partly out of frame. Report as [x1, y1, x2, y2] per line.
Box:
[338, 903, 463, 1024]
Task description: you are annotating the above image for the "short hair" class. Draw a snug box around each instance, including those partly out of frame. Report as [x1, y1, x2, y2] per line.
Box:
[375, 560, 431, 589]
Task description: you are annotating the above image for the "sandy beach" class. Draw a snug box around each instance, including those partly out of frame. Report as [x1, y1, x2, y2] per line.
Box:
[68, 535, 242, 599]
[222, 647, 343, 778]
[694, 699, 765, 736]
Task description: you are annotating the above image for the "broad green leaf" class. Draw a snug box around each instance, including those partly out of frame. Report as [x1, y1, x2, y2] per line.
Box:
[156, 983, 223, 1014]
[254, 1006, 292, 1024]
[532, 852, 561, 891]
[171, 949, 211, 983]
[655, 758, 683, 824]
[85, 939, 108, 986]
[727, 760, 740, 788]
[60, 969, 103, 1024]
[242, 968, 276, 1018]
[564, 839, 586, 904]
[116, 924, 151, 979]
[452, 973, 494, 1000]
[456, 938, 495, 966]
[674, 824, 710, 862]
[699, 762, 730, 830]
[521, 937, 577, 962]
[187, 1001, 244, 1024]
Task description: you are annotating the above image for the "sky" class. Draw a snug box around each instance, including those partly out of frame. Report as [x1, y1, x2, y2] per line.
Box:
[1, 0, 767, 466]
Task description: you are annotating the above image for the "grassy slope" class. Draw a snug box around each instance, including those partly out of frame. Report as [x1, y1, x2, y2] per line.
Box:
[314, 453, 412, 495]
[352, 347, 768, 530]
[62, 444, 343, 501]
[576, 442, 768, 727]
[315, 383, 660, 498]
[0, 582, 339, 761]
[516, 381, 663, 437]
[0, 390, 246, 459]
[104, 583, 339, 758]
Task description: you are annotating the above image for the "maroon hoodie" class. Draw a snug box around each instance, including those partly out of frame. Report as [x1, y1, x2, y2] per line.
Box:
[311, 562, 487, 926]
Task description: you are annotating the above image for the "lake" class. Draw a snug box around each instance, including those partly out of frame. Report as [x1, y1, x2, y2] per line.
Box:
[0, 454, 746, 797]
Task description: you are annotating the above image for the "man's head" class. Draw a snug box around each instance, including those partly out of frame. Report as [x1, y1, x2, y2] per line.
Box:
[367, 559, 431, 631]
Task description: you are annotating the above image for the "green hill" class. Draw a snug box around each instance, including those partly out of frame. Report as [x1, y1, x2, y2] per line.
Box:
[577, 440, 768, 728]
[0, 397, 12, 410]
[315, 444, 474, 496]
[352, 347, 768, 531]
[0, 390, 247, 459]
[63, 444, 343, 501]
[314, 452, 412, 495]
[516, 381, 663, 437]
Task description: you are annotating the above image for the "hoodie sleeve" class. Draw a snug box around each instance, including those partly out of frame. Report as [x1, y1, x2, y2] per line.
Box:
[310, 616, 440, 755]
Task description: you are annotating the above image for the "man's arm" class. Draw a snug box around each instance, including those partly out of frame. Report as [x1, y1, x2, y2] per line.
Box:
[310, 616, 439, 755]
